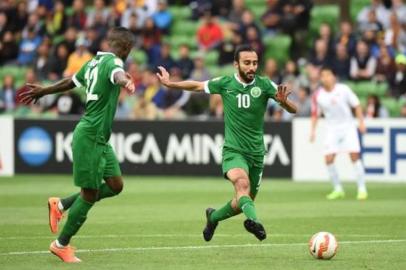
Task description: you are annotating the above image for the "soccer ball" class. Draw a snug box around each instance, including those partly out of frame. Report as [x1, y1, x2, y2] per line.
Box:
[308, 232, 338, 260]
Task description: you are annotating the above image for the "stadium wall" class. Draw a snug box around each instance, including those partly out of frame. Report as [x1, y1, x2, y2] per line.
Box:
[13, 119, 292, 178]
[0, 116, 14, 176]
[293, 118, 406, 182]
[4, 118, 405, 181]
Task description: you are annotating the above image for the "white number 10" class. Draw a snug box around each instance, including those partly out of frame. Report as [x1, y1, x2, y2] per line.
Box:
[237, 93, 250, 108]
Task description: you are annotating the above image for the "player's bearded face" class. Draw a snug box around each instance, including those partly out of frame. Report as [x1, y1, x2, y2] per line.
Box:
[236, 52, 258, 82]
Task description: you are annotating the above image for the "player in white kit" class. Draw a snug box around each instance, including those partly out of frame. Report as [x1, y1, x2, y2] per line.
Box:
[310, 67, 368, 200]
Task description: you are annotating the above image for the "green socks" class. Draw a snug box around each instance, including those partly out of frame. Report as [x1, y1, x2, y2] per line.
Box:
[238, 196, 257, 221]
[58, 196, 93, 246]
[209, 201, 239, 223]
[60, 193, 80, 210]
[60, 184, 118, 210]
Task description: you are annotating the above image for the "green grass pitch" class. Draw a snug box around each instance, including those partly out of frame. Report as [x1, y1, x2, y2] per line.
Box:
[0, 175, 405, 270]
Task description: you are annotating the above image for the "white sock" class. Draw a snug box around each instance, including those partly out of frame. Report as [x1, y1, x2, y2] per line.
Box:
[55, 239, 66, 248]
[354, 159, 367, 193]
[57, 201, 64, 212]
[327, 163, 343, 192]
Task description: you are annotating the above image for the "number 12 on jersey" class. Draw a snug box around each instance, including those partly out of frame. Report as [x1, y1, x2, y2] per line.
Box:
[84, 63, 99, 102]
[237, 93, 250, 108]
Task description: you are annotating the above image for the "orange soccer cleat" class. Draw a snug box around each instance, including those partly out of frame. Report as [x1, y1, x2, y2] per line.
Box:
[49, 241, 81, 263]
[48, 197, 64, 234]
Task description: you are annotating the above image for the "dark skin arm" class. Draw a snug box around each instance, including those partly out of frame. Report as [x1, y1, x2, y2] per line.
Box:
[275, 85, 297, 113]
[19, 77, 76, 104]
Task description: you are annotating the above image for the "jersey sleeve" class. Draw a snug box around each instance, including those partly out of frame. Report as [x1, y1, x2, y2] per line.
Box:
[107, 57, 125, 85]
[344, 84, 360, 107]
[204, 76, 225, 94]
[72, 61, 89, 88]
[266, 78, 278, 99]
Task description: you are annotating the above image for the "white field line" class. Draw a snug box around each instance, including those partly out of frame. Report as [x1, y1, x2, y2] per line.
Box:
[0, 233, 391, 240]
[1, 239, 405, 256]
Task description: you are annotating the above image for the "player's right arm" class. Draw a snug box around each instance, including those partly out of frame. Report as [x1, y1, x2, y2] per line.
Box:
[156, 66, 205, 92]
[19, 77, 76, 105]
[310, 90, 320, 143]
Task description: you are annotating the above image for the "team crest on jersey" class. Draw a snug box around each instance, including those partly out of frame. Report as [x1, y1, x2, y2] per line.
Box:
[250, 87, 262, 98]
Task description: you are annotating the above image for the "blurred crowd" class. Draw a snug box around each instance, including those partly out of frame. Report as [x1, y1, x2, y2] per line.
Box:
[1, 0, 406, 119]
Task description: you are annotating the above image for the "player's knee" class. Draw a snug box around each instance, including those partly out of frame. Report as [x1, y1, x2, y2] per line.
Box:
[111, 179, 124, 195]
[236, 177, 250, 194]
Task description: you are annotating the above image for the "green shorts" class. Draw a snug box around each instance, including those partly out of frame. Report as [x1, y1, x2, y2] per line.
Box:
[222, 147, 264, 198]
[72, 126, 121, 189]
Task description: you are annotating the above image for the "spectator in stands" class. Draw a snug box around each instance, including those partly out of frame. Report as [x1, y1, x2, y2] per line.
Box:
[332, 43, 350, 80]
[63, 35, 93, 77]
[261, 0, 283, 35]
[45, 0, 67, 37]
[153, 42, 177, 72]
[280, 0, 313, 59]
[22, 13, 45, 39]
[375, 44, 397, 87]
[190, 0, 212, 20]
[8, 1, 28, 33]
[400, 103, 406, 117]
[0, 75, 16, 113]
[190, 53, 211, 82]
[246, 26, 264, 61]
[86, 0, 110, 28]
[238, 10, 261, 43]
[133, 69, 160, 119]
[152, 0, 172, 35]
[299, 63, 320, 93]
[141, 17, 161, 65]
[357, 0, 391, 29]
[336, 20, 357, 56]
[17, 27, 42, 66]
[392, 53, 406, 97]
[33, 41, 51, 81]
[85, 27, 102, 55]
[365, 94, 389, 118]
[177, 44, 194, 79]
[264, 58, 282, 84]
[391, 0, 406, 20]
[196, 11, 223, 51]
[0, 30, 18, 65]
[67, 0, 87, 30]
[47, 43, 69, 81]
[228, 0, 247, 25]
[309, 39, 333, 69]
[358, 9, 384, 34]
[0, 12, 9, 40]
[316, 23, 335, 58]
[350, 40, 377, 81]
[281, 60, 300, 92]
[48, 91, 84, 116]
[217, 31, 242, 66]
[211, 0, 232, 18]
[121, 0, 149, 29]
[292, 86, 311, 117]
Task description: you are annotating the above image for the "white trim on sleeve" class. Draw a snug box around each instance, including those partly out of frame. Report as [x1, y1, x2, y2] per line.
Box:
[204, 80, 210, 94]
[72, 74, 82, 87]
[110, 68, 125, 84]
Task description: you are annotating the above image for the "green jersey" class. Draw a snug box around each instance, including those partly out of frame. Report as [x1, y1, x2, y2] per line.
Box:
[205, 74, 277, 155]
[72, 51, 124, 143]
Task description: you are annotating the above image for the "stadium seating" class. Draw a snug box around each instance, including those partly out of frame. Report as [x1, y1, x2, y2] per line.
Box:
[263, 34, 292, 66]
[309, 4, 340, 36]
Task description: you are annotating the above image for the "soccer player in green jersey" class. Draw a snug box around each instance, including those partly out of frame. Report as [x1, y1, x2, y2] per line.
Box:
[19, 27, 136, 263]
[157, 45, 297, 241]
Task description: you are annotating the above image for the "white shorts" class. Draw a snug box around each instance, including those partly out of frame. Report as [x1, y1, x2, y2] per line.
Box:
[323, 127, 361, 155]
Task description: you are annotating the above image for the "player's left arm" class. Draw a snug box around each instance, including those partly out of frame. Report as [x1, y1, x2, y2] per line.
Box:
[275, 84, 297, 113]
[113, 71, 135, 94]
[18, 77, 76, 105]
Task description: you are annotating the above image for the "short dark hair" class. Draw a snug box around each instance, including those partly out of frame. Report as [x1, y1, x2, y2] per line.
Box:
[234, 44, 257, 62]
[107, 27, 135, 50]
[320, 66, 337, 76]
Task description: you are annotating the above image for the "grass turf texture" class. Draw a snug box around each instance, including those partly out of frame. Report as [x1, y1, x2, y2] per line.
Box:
[0, 175, 405, 270]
